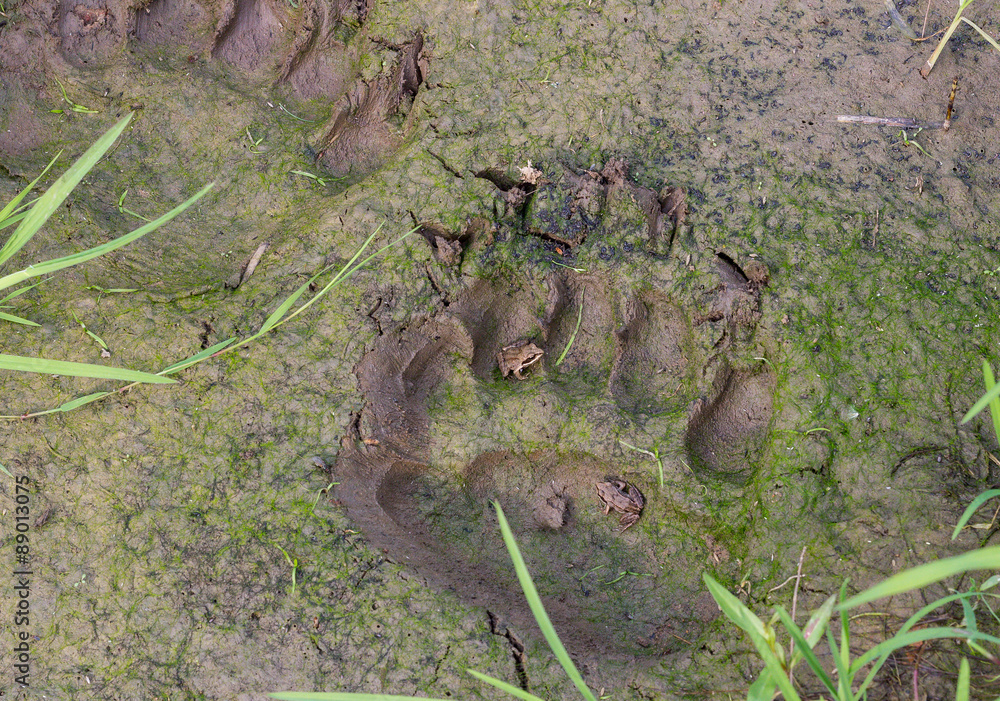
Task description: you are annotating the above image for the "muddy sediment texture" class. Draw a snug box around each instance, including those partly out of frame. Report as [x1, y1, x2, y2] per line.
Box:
[1, 0, 999, 696]
[335, 162, 775, 659]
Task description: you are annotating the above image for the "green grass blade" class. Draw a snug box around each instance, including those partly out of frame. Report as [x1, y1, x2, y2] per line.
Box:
[774, 606, 836, 694]
[962, 361, 1000, 424]
[1, 278, 48, 303]
[55, 391, 113, 412]
[329, 223, 384, 285]
[257, 273, 326, 335]
[0, 182, 214, 293]
[0, 153, 60, 240]
[956, 657, 970, 701]
[494, 502, 598, 701]
[269, 694, 452, 701]
[0, 353, 175, 384]
[961, 17, 1000, 53]
[0, 311, 40, 326]
[702, 574, 801, 701]
[703, 573, 770, 638]
[0, 461, 12, 479]
[0, 209, 30, 231]
[555, 299, 584, 366]
[466, 669, 547, 701]
[983, 362, 1000, 444]
[823, 627, 851, 701]
[852, 627, 998, 698]
[158, 338, 236, 375]
[0, 115, 133, 269]
[840, 547, 1000, 610]
[255, 225, 415, 340]
[952, 489, 1000, 540]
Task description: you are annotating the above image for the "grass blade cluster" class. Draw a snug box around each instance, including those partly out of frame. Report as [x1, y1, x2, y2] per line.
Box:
[921, 0, 1000, 77]
[4, 227, 415, 419]
[0, 114, 133, 269]
[706, 544, 1000, 699]
[0, 182, 214, 293]
[0, 112, 212, 387]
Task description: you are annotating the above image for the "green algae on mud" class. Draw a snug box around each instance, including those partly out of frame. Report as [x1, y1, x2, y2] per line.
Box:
[0, 0, 998, 697]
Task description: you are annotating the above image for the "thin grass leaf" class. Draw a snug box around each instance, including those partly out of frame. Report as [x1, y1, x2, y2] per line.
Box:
[494, 502, 598, 701]
[0, 311, 40, 326]
[0, 152, 60, 236]
[0, 210, 30, 231]
[0, 115, 133, 268]
[555, 297, 584, 366]
[824, 627, 851, 701]
[255, 225, 413, 341]
[257, 272, 326, 335]
[329, 223, 384, 285]
[961, 17, 1000, 53]
[269, 694, 453, 701]
[956, 657, 970, 701]
[921, 0, 976, 77]
[952, 489, 1000, 540]
[984, 362, 1000, 444]
[774, 605, 836, 694]
[840, 548, 1000, 610]
[0, 461, 12, 479]
[0, 182, 215, 293]
[158, 338, 237, 375]
[1, 278, 48, 303]
[55, 391, 113, 412]
[466, 669, 547, 701]
[703, 574, 801, 701]
[962, 361, 1000, 424]
[0, 353, 174, 384]
[853, 627, 999, 698]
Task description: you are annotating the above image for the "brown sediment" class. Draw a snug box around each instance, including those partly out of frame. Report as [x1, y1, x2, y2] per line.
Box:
[332, 164, 775, 659]
[315, 32, 428, 178]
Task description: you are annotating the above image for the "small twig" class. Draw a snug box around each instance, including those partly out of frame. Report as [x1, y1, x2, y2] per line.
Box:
[836, 115, 946, 129]
[943, 76, 959, 131]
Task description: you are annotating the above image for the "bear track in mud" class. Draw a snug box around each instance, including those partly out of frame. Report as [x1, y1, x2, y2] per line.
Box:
[333, 160, 776, 663]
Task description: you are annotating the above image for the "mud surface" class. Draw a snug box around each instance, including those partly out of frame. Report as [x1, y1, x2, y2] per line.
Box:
[1, 0, 999, 697]
[335, 177, 774, 658]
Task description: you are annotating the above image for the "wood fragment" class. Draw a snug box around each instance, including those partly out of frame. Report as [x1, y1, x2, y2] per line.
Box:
[836, 115, 946, 129]
[238, 243, 268, 287]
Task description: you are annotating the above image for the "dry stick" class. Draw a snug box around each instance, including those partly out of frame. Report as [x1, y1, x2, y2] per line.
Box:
[835, 115, 946, 129]
[943, 76, 959, 131]
[921, 0, 932, 39]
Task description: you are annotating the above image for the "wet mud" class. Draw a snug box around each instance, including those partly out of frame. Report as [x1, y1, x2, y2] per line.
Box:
[333, 161, 774, 661]
[1, 0, 999, 696]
